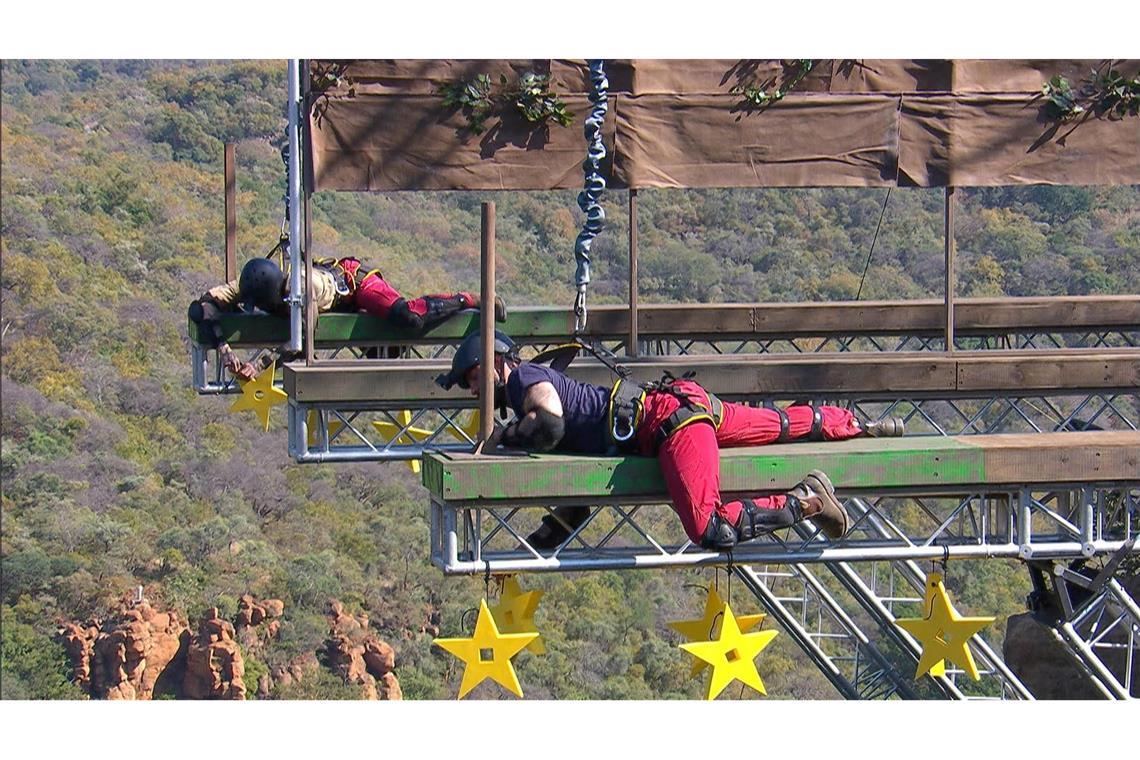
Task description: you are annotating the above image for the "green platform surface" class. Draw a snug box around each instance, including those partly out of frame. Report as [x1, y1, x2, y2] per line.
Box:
[422, 431, 1140, 505]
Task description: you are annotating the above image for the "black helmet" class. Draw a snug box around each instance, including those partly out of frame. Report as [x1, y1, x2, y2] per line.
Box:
[436, 330, 517, 390]
[239, 258, 285, 313]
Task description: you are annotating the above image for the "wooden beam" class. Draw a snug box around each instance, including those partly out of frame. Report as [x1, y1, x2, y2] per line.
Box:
[422, 431, 1140, 505]
[283, 349, 1140, 403]
[190, 295, 1140, 347]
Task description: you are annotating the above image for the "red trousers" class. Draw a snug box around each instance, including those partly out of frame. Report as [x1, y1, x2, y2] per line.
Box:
[633, 380, 863, 544]
[341, 259, 475, 319]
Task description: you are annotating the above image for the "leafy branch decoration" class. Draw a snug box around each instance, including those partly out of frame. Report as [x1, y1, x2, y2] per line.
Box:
[731, 59, 816, 109]
[1042, 63, 1140, 122]
[437, 72, 573, 134]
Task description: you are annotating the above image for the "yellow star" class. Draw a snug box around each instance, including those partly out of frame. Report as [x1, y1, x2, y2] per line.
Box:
[459, 409, 481, 442]
[433, 599, 538, 698]
[305, 410, 344, 448]
[668, 586, 766, 677]
[489, 575, 546, 654]
[372, 410, 433, 474]
[895, 571, 995, 681]
[679, 603, 778, 700]
[229, 361, 288, 431]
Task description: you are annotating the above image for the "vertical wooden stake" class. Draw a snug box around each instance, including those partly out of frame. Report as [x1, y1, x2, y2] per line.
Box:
[478, 202, 496, 448]
[224, 143, 236, 282]
[628, 188, 639, 357]
[944, 186, 957, 353]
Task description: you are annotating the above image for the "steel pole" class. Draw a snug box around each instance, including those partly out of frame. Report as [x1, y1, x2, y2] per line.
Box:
[286, 59, 303, 353]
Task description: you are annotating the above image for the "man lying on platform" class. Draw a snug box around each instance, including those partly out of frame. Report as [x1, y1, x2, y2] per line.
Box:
[436, 330, 905, 551]
[189, 256, 506, 380]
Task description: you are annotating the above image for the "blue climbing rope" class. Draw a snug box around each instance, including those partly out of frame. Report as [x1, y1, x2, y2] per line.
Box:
[573, 59, 608, 334]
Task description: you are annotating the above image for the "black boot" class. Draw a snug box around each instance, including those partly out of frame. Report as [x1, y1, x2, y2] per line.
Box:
[734, 498, 798, 543]
[699, 512, 738, 550]
[525, 505, 590, 550]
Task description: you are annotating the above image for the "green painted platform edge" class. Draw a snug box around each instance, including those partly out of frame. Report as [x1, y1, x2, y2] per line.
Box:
[421, 437, 985, 502]
[188, 310, 578, 346]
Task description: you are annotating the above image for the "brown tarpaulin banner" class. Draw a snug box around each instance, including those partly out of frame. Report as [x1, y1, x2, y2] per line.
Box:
[308, 59, 1140, 191]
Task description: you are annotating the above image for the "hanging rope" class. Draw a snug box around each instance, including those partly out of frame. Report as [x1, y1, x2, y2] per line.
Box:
[855, 186, 892, 301]
[573, 59, 609, 334]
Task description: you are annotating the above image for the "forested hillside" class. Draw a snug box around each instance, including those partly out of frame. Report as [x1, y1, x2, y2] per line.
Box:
[2, 60, 1137, 699]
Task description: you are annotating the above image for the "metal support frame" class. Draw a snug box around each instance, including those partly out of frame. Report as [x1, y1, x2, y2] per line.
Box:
[284, 388, 1137, 463]
[429, 485, 1139, 576]
[286, 59, 303, 354]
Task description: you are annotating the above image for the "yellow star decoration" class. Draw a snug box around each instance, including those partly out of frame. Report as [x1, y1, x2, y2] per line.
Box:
[668, 586, 766, 677]
[305, 410, 345, 448]
[459, 410, 481, 442]
[679, 602, 778, 700]
[433, 599, 538, 699]
[229, 361, 287, 431]
[372, 410, 433, 474]
[489, 575, 546, 654]
[895, 571, 995, 681]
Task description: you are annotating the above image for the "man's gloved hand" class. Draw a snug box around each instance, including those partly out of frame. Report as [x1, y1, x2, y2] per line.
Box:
[233, 362, 259, 382]
[219, 345, 258, 382]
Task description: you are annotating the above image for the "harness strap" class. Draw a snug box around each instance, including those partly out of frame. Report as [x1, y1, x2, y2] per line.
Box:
[607, 378, 645, 449]
[776, 408, 791, 443]
[810, 405, 825, 441]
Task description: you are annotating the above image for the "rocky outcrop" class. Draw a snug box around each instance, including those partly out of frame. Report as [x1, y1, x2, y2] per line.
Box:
[182, 607, 246, 699]
[324, 598, 402, 700]
[234, 594, 284, 657]
[60, 594, 399, 700]
[267, 651, 320, 697]
[58, 600, 189, 700]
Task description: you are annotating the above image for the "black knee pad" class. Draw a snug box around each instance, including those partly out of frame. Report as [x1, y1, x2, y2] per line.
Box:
[388, 298, 424, 330]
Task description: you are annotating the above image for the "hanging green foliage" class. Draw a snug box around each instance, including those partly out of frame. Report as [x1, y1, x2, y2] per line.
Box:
[1042, 65, 1140, 121]
[437, 71, 573, 134]
[731, 59, 815, 109]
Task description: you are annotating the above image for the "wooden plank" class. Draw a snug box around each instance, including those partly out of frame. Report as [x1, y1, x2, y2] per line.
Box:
[978, 431, 1140, 483]
[188, 295, 1140, 346]
[957, 353, 1140, 392]
[422, 431, 1140, 504]
[284, 350, 1140, 403]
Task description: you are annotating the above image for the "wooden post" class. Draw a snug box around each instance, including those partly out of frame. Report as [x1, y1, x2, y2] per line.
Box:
[628, 188, 639, 357]
[944, 186, 957, 353]
[224, 143, 236, 281]
[478, 202, 496, 447]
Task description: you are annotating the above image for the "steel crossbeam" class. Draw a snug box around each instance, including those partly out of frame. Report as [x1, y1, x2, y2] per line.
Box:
[429, 485, 1139, 575]
[731, 563, 921, 700]
[798, 498, 1034, 699]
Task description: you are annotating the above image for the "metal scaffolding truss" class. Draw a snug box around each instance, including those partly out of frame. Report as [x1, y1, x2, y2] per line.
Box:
[191, 325, 1139, 395]
[1026, 540, 1140, 699]
[430, 485, 1139, 575]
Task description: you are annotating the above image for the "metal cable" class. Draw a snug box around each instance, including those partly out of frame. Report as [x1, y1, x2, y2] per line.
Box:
[573, 59, 609, 333]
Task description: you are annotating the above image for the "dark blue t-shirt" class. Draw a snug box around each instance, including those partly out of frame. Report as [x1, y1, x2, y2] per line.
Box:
[506, 363, 611, 454]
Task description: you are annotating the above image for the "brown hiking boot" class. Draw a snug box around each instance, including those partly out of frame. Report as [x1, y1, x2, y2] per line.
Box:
[463, 294, 508, 323]
[789, 469, 849, 539]
[862, 417, 905, 437]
